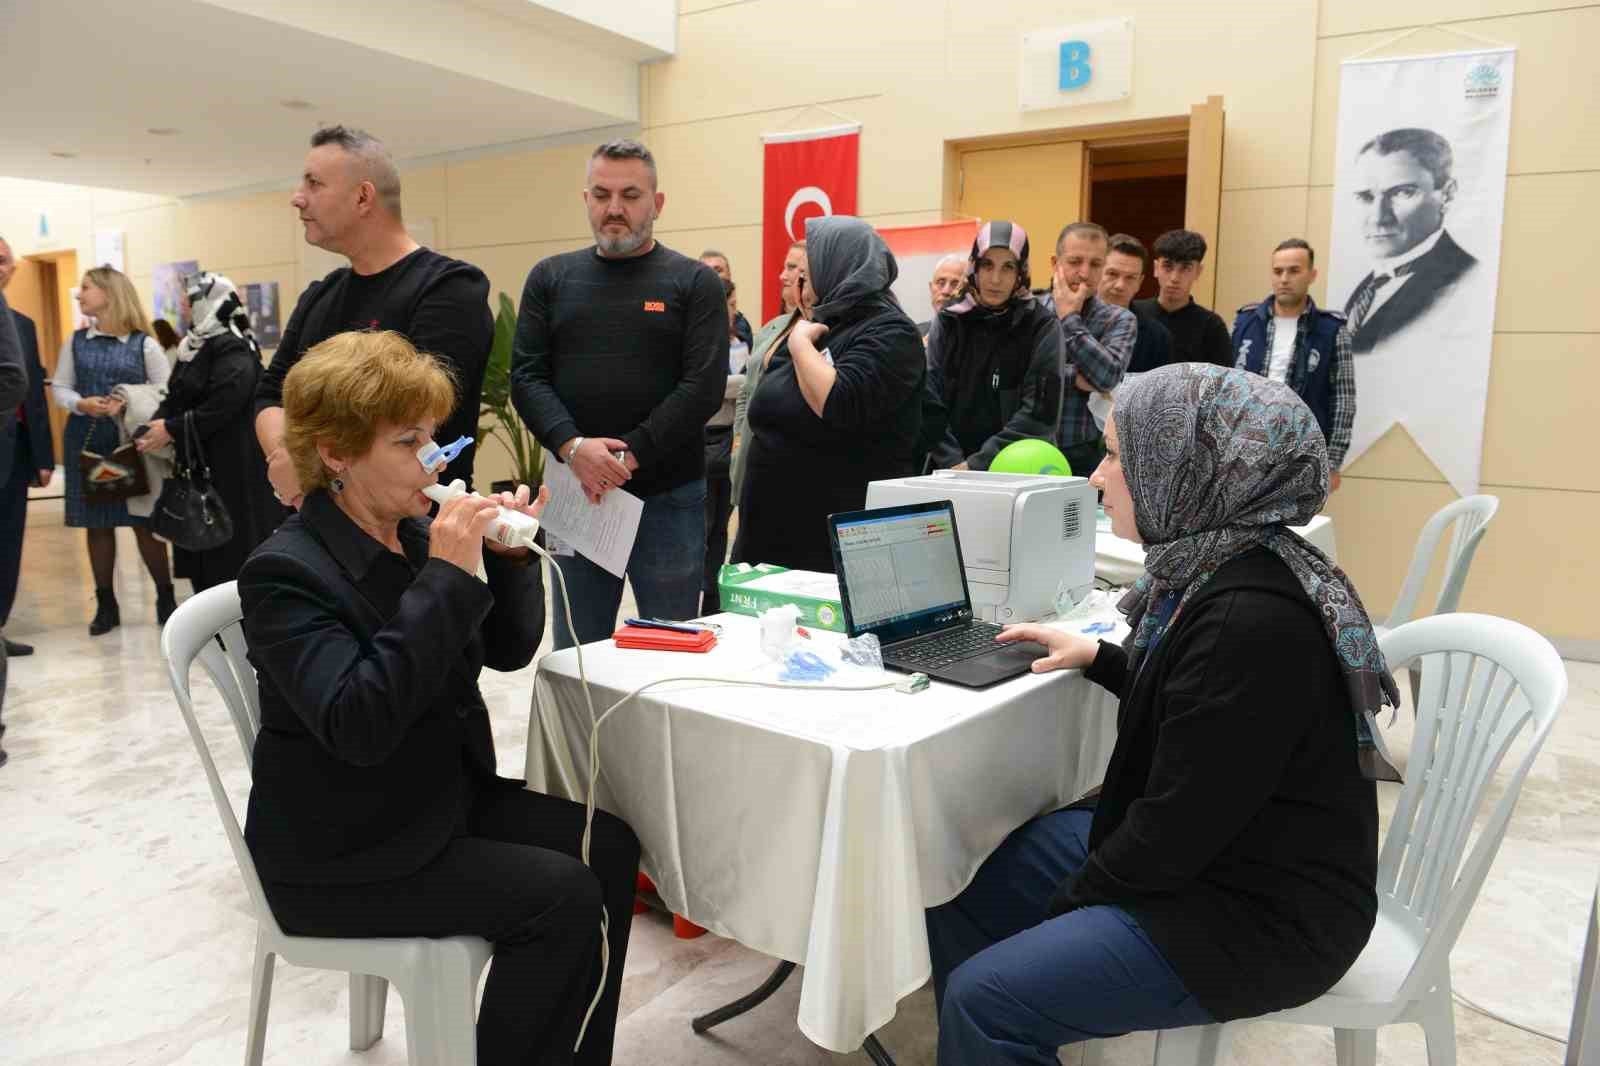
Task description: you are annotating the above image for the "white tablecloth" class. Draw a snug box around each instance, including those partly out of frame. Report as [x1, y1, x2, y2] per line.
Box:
[524, 613, 1124, 1053]
[1094, 513, 1338, 587]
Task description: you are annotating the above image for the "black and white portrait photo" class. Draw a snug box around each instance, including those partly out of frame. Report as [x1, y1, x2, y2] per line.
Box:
[1344, 127, 1479, 354]
[1328, 49, 1514, 495]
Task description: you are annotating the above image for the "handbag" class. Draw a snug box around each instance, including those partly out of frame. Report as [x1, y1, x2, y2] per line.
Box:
[79, 418, 151, 503]
[150, 411, 234, 551]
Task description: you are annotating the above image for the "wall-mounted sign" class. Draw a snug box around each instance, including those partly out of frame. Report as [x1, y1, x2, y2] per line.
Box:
[1019, 18, 1133, 112]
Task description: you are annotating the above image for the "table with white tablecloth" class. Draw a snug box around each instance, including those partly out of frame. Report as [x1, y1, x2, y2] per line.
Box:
[1095, 513, 1338, 587]
[524, 613, 1124, 1054]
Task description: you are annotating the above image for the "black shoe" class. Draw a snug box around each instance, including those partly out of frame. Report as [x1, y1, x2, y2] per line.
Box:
[156, 582, 178, 626]
[4, 638, 33, 656]
[0, 748, 9, 769]
[89, 589, 121, 636]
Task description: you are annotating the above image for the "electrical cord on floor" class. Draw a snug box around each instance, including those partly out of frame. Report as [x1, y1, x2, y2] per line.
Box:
[527, 542, 898, 1054]
[1451, 989, 1568, 1045]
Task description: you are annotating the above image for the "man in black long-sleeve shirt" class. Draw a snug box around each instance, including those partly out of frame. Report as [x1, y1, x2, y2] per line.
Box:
[0, 286, 28, 770]
[254, 126, 492, 504]
[1132, 229, 1232, 368]
[511, 139, 726, 648]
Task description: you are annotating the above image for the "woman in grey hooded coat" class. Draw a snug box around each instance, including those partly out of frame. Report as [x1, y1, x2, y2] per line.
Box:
[736, 216, 926, 573]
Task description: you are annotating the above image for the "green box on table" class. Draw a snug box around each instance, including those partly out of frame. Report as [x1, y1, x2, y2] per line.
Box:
[716, 563, 848, 633]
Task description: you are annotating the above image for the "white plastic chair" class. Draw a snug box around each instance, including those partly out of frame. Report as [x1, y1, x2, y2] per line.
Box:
[1379, 495, 1499, 636]
[162, 581, 492, 1066]
[1151, 612, 1567, 1066]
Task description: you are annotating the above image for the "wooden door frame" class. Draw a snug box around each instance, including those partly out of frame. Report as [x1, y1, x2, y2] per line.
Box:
[940, 96, 1225, 303]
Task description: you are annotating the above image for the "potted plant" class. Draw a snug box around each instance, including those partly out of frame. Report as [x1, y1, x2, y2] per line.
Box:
[478, 292, 544, 494]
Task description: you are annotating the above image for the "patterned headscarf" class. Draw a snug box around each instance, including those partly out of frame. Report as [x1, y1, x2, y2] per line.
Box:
[946, 219, 1033, 317]
[1115, 363, 1401, 781]
[178, 271, 258, 363]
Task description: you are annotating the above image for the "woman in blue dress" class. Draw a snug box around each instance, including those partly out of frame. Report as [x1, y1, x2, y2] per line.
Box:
[52, 267, 174, 635]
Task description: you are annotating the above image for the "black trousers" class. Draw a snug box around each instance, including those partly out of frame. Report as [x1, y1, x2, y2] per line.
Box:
[265, 778, 640, 1066]
[701, 427, 734, 613]
[0, 439, 32, 627]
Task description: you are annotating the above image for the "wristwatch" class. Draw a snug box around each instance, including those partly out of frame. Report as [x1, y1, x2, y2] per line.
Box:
[564, 435, 585, 462]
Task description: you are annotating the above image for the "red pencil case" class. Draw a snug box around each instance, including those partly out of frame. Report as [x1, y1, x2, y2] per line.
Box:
[611, 625, 717, 653]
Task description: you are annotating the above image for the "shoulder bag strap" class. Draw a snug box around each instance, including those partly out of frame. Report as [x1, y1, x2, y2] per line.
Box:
[185, 410, 209, 480]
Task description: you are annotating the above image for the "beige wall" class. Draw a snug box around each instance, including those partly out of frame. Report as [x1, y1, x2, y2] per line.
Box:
[5, 0, 1594, 645]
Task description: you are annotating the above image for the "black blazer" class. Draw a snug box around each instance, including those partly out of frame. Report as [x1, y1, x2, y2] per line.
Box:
[0, 310, 54, 478]
[1346, 229, 1477, 354]
[1059, 548, 1378, 1023]
[241, 490, 546, 886]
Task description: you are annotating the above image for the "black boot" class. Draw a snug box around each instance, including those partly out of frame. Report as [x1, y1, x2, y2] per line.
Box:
[89, 589, 120, 636]
[155, 582, 178, 626]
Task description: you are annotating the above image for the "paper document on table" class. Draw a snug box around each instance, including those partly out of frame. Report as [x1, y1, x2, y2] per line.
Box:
[539, 460, 643, 578]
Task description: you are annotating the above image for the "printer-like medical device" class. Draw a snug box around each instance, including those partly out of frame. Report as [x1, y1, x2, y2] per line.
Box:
[865, 470, 1096, 623]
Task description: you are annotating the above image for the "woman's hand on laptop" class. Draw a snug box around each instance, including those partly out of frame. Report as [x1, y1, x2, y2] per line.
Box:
[995, 624, 1099, 673]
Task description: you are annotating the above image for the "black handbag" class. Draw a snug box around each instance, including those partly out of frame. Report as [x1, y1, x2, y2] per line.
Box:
[150, 411, 234, 551]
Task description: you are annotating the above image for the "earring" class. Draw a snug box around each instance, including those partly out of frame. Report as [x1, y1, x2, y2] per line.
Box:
[330, 474, 345, 494]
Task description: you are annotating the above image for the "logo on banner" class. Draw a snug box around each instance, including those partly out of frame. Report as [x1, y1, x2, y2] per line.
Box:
[1464, 63, 1502, 99]
[784, 186, 833, 239]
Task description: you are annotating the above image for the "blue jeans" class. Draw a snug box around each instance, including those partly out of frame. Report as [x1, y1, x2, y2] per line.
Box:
[551, 478, 708, 650]
[926, 807, 1212, 1065]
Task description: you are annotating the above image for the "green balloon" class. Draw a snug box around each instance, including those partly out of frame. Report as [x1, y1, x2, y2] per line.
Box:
[989, 438, 1073, 477]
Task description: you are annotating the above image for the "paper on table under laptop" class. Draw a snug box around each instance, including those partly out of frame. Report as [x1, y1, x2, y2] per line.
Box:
[538, 460, 643, 578]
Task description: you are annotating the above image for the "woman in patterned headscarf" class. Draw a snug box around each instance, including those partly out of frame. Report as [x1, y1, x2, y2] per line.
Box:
[136, 271, 279, 593]
[926, 362, 1398, 1066]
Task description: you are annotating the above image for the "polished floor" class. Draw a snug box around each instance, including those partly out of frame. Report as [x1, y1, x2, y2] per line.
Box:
[1, 499, 1588, 1065]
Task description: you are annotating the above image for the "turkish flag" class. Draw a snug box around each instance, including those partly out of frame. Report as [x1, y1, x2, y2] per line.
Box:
[761, 125, 859, 321]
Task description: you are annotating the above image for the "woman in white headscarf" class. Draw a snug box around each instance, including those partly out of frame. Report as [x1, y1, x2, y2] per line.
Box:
[137, 271, 279, 592]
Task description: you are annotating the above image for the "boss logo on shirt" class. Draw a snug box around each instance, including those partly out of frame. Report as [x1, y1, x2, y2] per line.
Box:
[643, 301, 666, 313]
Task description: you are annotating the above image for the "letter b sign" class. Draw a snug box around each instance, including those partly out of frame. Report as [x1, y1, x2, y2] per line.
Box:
[1059, 40, 1092, 90]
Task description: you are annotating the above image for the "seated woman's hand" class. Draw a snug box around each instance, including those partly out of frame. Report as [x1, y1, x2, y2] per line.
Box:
[482, 483, 551, 555]
[995, 623, 1099, 673]
[428, 492, 501, 574]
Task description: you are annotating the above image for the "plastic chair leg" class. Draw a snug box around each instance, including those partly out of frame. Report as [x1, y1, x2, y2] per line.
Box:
[400, 941, 481, 1066]
[349, 973, 388, 1050]
[244, 935, 275, 1066]
[1418, 982, 1458, 1066]
[1152, 1023, 1226, 1065]
[1334, 1027, 1377, 1066]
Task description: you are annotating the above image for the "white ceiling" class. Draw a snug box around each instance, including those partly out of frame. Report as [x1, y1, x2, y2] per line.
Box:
[0, 0, 651, 197]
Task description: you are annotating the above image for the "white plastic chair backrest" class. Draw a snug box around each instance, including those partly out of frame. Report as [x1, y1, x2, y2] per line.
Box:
[160, 581, 283, 936]
[1387, 495, 1499, 629]
[1376, 613, 1565, 1004]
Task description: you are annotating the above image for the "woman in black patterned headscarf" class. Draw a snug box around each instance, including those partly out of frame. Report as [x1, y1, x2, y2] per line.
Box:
[927, 362, 1395, 1066]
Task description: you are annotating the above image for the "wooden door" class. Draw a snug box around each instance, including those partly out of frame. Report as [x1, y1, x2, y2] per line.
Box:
[1184, 95, 1226, 309]
[958, 141, 1087, 269]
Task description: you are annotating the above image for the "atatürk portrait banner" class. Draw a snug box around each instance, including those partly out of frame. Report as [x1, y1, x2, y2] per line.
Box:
[1328, 47, 1514, 496]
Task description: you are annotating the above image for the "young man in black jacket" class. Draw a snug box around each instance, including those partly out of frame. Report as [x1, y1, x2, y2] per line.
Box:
[1133, 229, 1232, 368]
[511, 139, 726, 648]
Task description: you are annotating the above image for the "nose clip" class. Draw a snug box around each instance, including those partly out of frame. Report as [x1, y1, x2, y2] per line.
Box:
[417, 435, 473, 474]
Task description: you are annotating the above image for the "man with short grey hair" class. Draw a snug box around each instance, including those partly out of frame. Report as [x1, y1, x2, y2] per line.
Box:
[255, 125, 493, 502]
[699, 249, 753, 349]
[511, 138, 726, 651]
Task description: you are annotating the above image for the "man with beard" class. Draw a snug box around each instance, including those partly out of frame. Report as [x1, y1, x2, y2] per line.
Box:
[511, 139, 727, 648]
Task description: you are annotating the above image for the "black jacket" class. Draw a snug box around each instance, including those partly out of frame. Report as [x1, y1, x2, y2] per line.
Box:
[1345, 229, 1477, 354]
[153, 335, 280, 588]
[738, 302, 925, 572]
[924, 297, 1063, 470]
[0, 308, 53, 477]
[1059, 548, 1378, 1022]
[241, 490, 545, 886]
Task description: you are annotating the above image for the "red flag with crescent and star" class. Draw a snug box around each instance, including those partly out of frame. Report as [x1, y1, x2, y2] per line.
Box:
[761, 123, 860, 320]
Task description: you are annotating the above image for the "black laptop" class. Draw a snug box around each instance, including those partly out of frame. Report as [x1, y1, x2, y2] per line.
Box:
[827, 500, 1045, 688]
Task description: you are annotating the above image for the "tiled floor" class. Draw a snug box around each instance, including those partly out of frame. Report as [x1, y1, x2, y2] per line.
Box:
[0, 501, 1587, 1065]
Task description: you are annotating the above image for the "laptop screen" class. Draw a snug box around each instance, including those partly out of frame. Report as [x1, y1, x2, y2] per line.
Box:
[829, 501, 973, 643]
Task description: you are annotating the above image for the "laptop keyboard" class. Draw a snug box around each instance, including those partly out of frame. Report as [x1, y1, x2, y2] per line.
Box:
[891, 622, 1007, 668]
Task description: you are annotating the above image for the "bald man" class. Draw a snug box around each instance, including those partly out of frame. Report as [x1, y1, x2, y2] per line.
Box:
[255, 125, 493, 503]
[919, 253, 968, 339]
